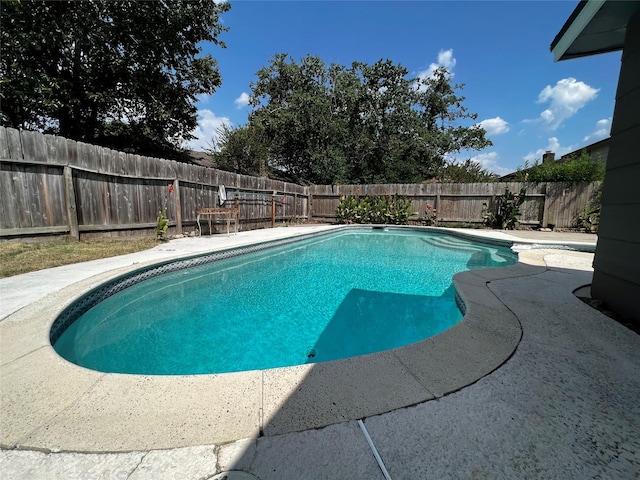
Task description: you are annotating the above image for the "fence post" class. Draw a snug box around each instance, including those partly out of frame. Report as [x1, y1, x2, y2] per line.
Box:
[271, 191, 276, 227]
[173, 178, 182, 235]
[63, 166, 80, 241]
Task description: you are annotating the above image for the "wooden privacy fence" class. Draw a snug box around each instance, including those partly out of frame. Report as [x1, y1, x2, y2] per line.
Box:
[0, 127, 309, 240]
[1, 127, 601, 241]
[309, 182, 601, 228]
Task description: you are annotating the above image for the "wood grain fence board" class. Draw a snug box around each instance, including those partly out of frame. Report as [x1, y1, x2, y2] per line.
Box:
[0, 127, 10, 160]
[43, 134, 62, 166]
[14, 163, 34, 227]
[117, 177, 131, 227]
[98, 147, 111, 173]
[75, 142, 91, 171]
[143, 156, 155, 179]
[25, 164, 43, 227]
[74, 172, 91, 227]
[89, 143, 103, 172]
[50, 134, 67, 165]
[101, 176, 113, 226]
[65, 137, 78, 166]
[5, 128, 24, 160]
[21, 130, 48, 164]
[114, 176, 123, 227]
[37, 166, 55, 226]
[131, 163, 143, 226]
[47, 166, 68, 226]
[118, 151, 128, 176]
[0, 163, 18, 229]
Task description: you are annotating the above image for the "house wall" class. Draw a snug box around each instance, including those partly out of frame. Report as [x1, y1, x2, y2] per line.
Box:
[591, 11, 640, 322]
[559, 139, 610, 164]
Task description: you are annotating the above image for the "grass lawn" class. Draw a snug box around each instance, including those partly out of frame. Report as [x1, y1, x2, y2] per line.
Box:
[0, 238, 158, 278]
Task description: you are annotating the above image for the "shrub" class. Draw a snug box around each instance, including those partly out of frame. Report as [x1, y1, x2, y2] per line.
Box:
[335, 194, 415, 225]
[484, 187, 526, 230]
[515, 150, 605, 183]
[156, 208, 169, 240]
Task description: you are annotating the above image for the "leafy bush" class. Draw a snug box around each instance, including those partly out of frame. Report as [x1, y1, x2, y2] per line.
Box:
[515, 150, 605, 183]
[484, 187, 526, 230]
[336, 195, 415, 225]
[577, 205, 600, 233]
[576, 183, 602, 233]
[156, 208, 169, 240]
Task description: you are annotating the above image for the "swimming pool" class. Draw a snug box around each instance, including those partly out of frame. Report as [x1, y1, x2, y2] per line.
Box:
[52, 227, 517, 374]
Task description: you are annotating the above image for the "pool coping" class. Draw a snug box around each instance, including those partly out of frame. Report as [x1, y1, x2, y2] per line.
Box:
[0, 226, 594, 453]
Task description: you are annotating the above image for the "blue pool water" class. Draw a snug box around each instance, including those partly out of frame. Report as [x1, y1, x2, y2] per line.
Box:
[53, 229, 517, 374]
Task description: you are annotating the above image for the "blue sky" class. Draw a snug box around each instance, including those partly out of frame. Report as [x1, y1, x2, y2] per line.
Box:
[186, 0, 620, 176]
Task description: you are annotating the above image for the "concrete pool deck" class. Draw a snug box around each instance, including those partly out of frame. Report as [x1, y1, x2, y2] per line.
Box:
[1, 226, 639, 479]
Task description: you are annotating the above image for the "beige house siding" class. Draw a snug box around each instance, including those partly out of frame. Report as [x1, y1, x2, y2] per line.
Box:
[591, 10, 640, 321]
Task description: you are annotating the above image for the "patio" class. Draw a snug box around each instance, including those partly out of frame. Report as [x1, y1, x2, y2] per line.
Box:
[1, 227, 638, 479]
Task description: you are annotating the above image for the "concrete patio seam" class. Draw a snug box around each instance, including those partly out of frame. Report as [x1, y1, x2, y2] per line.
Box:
[390, 351, 438, 399]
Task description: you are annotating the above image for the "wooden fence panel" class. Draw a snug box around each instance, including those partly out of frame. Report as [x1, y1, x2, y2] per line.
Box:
[543, 181, 600, 228]
[1, 128, 599, 239]
[309, 181, 599, 228]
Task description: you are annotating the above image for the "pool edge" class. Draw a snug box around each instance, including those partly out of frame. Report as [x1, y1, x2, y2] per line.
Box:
[1, 228, 572, 452]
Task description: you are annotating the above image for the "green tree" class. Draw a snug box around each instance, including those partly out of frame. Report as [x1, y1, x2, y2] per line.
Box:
[438, 159, 498, 183]
[211, 124, 269, 177]
[414, 68, 492, 176]
[248, 54, 342, 184]
[239, 54, 490, 184]
[1, 0, 230, 160]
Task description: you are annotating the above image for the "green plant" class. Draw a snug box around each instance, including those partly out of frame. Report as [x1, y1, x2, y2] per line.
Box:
[156, 208, 169, 240]
[485, 187, 526, 230]
[577, 206, 600, 233]
[335, 196, 359, 224]
[424, 203, 437, 226]
[576, 184, 602, 233]
[335, 194, 415, 225]
[155, 183, 174, 240]
[515, 150, 605, 183]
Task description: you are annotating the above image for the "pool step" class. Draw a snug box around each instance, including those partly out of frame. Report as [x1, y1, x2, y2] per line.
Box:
[421, 236, 512, 265]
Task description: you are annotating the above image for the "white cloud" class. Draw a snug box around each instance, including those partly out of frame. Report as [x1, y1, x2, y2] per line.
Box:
[583, 117, 611, 143]
[234, 92, 250, 109]
[417, 48, 456, 82]
[468, 152, 511, 176]
[477, 117, 509, 135]
[183, 109, 232, 152]
[532, 78, 599, 130]
[523, 137, 575, 163]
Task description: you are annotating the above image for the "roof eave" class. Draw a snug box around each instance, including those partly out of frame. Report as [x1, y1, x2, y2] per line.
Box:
[551, 0, 607, 62]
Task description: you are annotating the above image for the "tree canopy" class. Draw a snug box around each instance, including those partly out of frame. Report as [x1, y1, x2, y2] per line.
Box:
[1, 0, 230, 160]
[212, 54, 491, 184]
